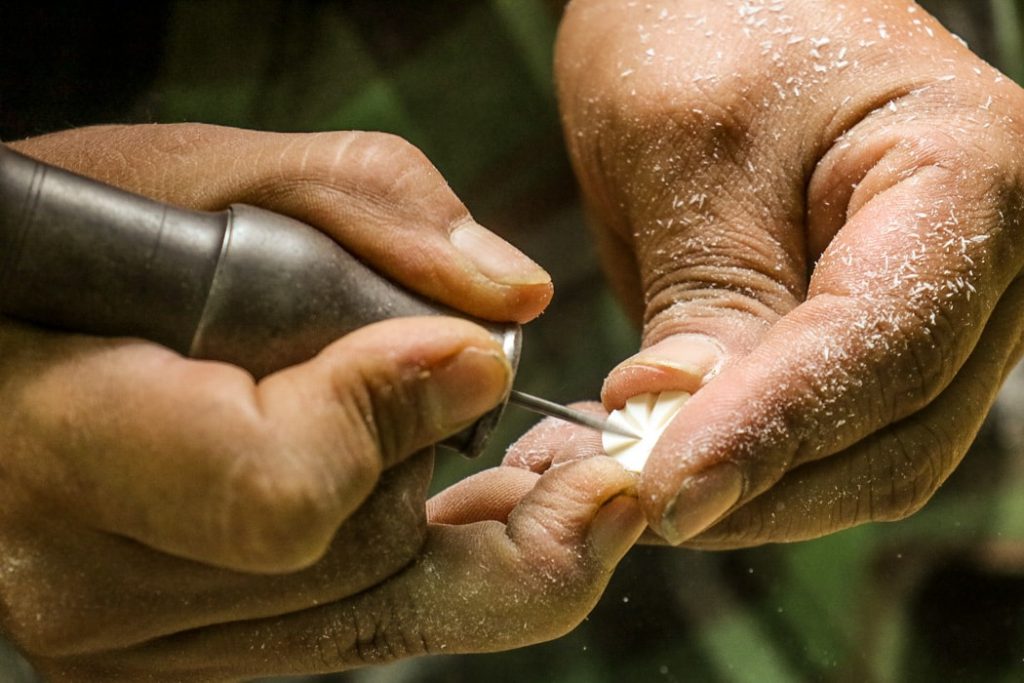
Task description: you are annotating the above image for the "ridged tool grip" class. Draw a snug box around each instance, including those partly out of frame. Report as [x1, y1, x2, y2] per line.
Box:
[0, 144, 519, 457]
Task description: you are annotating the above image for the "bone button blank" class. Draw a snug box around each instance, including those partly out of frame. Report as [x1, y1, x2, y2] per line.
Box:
[602, 391, 691, 473]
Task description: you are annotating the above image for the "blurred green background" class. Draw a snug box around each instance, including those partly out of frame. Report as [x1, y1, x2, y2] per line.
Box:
[2, 1, 1024, 681]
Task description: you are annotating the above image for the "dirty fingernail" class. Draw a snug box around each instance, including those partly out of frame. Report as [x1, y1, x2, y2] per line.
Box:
[451, 222, 551, 286]
[659, 463, 743, 545]
[589, 494, 647, 566]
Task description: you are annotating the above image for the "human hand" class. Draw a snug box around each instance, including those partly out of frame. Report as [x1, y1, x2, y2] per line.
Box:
[17, 444, 641, 680]
[554, 0, 1024, 547]
[0, 124, 577, 678]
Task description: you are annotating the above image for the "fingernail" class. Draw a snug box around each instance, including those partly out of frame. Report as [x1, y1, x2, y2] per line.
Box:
[631, 335, 724, 383]
[429, 346, 512, 432]
[451, 222, 551, 286]
[659, 463, 743, 544]
[589, 494, 647, 566]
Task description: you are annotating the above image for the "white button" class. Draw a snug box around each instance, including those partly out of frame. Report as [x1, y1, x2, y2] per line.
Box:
[603, 391, 690, 472]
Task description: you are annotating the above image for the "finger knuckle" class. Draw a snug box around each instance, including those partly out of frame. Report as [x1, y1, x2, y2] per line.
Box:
[334, 132, 465, 228]
[617, 96, 755, 195]
[862, 124, 995, 201]
[360, 133, 439, 187]
[563, 49, 759, 195]
[143, 121, 225, 156]
[642, 285, 781, 346]
[599, 59, 757, 160]
[361, 131, 427, 167]
[874, 423, 953, 521]
[315, 592, 429, 669]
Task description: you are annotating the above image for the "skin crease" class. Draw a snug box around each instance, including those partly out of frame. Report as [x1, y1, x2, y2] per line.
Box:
[0, 125, 647, 679]
[504, 0, 1024, 548]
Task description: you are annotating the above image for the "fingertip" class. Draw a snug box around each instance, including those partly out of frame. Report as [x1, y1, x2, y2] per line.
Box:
[426, 343, 513, 434]
[262, 316, 512, 471]
[447, 221, 553, 323]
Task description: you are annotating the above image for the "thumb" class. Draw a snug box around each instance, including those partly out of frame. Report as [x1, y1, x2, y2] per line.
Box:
[252, 315, 515, 540]
[23, 314, 511, 574]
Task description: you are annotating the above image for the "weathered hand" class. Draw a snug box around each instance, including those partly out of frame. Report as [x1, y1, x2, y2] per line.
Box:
[0, 124, 604, 679]
[35, 458, 642, 680]
[555, 0, 1024, 547]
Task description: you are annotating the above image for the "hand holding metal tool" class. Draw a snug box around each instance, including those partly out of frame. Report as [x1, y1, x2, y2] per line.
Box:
[0, 144, 626, 457]
[0, 130, 650, 678]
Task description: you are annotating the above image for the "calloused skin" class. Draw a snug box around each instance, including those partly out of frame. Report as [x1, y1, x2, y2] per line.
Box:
[1, 125, 646, 680]
[506, 0, 1024, 548]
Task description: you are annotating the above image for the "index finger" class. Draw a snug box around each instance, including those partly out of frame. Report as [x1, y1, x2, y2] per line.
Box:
[10, 126, 553, 324]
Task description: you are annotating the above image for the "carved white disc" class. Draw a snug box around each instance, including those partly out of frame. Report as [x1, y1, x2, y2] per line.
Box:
[602, 391, 690, 472]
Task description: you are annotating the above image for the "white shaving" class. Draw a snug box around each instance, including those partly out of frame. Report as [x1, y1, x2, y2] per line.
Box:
[603, 391, 690, 472]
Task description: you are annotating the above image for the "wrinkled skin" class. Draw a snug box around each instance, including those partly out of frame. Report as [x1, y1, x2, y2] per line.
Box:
[0, 125, 646, 680]
[506, 0, 1024, 548]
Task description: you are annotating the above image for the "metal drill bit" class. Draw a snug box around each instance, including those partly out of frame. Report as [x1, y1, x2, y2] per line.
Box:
[508, 390, 642, 439]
